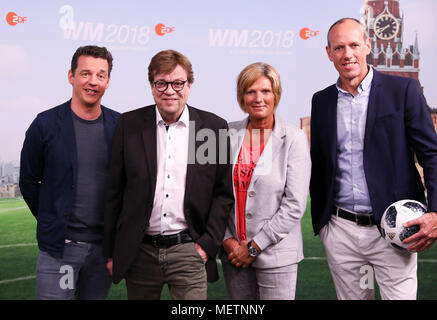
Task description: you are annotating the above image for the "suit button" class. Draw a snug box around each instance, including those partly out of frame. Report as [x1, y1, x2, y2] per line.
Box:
[246, 212, 252, 219]
[248, 191, 256, 197]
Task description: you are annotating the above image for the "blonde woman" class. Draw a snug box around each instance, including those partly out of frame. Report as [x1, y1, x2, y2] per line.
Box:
[221, 62, 311, 300]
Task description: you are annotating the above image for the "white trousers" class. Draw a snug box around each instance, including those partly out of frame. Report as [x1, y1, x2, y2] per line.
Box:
[320, 215, 417, 300]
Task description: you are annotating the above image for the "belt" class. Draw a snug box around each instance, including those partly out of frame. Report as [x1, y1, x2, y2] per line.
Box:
[143, 230, 193, 248]
[334, 207, 375, 226]
[65, 239, 87, 244]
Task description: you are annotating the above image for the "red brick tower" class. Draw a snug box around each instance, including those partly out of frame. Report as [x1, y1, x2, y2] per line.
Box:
[361, 0, 421, 87]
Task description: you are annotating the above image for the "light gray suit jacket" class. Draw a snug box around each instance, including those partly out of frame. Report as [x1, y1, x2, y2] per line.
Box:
[223, 115, 311, 269]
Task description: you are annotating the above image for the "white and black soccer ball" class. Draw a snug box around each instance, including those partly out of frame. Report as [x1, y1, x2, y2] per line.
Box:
[380, 199, 426, 251]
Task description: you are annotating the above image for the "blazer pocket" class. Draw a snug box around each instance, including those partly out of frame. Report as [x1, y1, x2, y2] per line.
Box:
[196, 163, 215, 173]
[395, 185, 422, 200]
[38, 211, 57, 225]
[271, 248, 298, 264]
[194, 164, 216, 183]
[375, 111, 402, 122]
[116, 218, 124, 231]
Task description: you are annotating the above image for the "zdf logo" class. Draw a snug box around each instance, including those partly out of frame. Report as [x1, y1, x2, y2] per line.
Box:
[299, 27, 319, 40]
[6, 11, 27, 26]
[155, 23, 175, 36]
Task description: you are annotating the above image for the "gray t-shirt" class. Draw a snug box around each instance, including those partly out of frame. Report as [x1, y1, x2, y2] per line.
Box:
[66, 111, 108, 242]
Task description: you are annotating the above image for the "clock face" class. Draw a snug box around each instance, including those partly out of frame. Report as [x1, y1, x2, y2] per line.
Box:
[374, 14, 399, 40]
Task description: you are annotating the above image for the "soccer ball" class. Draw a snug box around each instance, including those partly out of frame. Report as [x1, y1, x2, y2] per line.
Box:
[380, 199, 426, 251]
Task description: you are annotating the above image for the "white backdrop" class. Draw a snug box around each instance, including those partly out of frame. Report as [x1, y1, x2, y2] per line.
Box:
[1, 0, 436, 162]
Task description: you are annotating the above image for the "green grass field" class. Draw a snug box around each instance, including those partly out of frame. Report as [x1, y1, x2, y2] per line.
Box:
[0, 197, 436, 300]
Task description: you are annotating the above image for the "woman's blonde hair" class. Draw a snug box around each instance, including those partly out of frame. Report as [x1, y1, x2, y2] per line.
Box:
[236, 62, 282, 113]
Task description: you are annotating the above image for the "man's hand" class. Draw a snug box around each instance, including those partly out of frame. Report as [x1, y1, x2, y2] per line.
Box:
[222, 237, 239, 255]
[402, 212, 437, 252]
[107, 258, 113, 276]
[195, 242, 209, 263]
[227, 240, 256, 268]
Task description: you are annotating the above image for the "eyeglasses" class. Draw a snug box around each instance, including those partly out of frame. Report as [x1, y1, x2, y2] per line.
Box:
[153, 80, 187, 92]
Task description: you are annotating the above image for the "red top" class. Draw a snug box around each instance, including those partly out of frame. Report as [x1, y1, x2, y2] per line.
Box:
[233, 140, 265, 241]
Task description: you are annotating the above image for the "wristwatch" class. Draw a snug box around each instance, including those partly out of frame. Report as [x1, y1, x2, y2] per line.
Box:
[247, 240, 260, 257]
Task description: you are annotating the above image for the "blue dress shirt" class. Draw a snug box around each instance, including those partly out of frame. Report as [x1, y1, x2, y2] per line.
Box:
[334, 67, 374, 214]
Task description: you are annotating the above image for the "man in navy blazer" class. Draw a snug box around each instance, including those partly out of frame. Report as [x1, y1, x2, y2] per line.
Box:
[310, 18, 437, 299]
[19, 46, 119, 299]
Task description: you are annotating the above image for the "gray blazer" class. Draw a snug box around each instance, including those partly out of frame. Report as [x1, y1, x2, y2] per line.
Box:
[223, 115, 311, 269]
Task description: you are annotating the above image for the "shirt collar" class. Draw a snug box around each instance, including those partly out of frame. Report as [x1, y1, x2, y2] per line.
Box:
[336, 66, 374, 95]
[155, 105, 189, 127]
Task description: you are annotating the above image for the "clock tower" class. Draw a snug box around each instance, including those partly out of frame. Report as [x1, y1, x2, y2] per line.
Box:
[361, 0, 421, 86]
[300, 0, 429, 142]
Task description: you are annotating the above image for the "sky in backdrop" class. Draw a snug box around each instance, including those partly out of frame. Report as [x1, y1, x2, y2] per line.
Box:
[1, 0, 436, 162]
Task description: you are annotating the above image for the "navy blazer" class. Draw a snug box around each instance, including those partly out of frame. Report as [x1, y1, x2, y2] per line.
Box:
[19, 100, 120, 258]
[310, 69, 437, 235]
